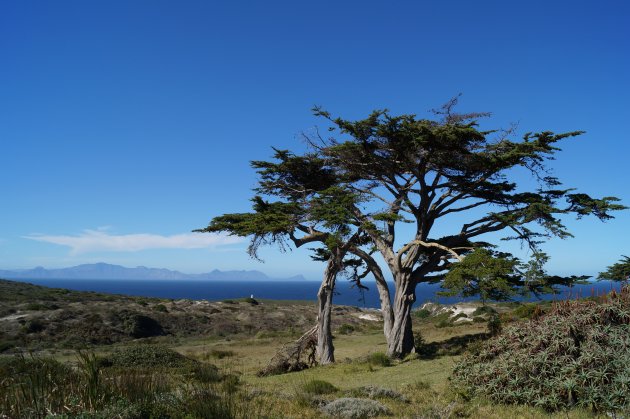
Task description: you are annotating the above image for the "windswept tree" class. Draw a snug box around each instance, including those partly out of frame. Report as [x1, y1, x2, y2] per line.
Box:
[599, 255, 630, 282]
[306, 99, 626, 357]
[195, 150, 388, 364]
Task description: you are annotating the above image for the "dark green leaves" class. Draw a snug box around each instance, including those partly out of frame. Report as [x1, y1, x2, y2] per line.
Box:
[441, 248, 520, 303]
[599, 256, 630, 281]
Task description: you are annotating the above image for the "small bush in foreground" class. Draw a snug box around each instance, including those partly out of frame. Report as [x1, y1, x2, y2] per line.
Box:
[452, 285, 630, 412]
[321, 397, 391, 418]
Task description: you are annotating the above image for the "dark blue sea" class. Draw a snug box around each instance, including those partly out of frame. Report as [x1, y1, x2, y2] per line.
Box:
[12, 278, 624, 309]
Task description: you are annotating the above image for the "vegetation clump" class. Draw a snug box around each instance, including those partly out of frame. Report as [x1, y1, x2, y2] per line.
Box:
[452, 285, 630, 412]
[302, 379, 338, 395]
[366, 352, 391, 367]
[320, 397, 391, 418]
[350, 385, 407, 402]
[105, 345, 197, 369]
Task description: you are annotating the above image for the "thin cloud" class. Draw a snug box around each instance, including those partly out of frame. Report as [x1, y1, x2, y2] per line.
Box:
[25, 229, 243, 255]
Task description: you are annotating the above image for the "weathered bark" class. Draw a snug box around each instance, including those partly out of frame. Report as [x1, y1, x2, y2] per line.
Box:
[386, 277, 416, 358]
[316, 256, 338, 365]
[374, 273, 394, 340]
[350, 246, 394, 341]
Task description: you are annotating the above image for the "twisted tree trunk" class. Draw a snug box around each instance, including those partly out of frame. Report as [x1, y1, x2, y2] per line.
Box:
[386, 276, 416, 358]
[316, 253, 340, 365]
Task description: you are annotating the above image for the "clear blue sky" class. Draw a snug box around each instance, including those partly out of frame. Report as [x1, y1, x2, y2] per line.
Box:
[1, 0, 628, 279]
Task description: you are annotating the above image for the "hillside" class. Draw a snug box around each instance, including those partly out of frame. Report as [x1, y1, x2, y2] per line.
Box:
[0, 279, 373, 352]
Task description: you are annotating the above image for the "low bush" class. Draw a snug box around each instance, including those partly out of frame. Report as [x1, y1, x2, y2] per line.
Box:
[367, 352, 391, 367]
[125, 314, 165, 338]
[23, 318, 46, 333]
[338, 323, 355, 335]
[153, 304, 168, 313]
[243, 297, 259, 305]
[414, 308, 431, 319]
[472, 305, 497, 316]
[321, 397, 391, 418]
[486, 315, 502, 336]
[105, 345, 197, 369]
[452, 312, 468, 321]
[350, 385, 407, 401]
[512, 302, 541, 319]
[452, 285, 630, 412]
[208, 348, 235, 359]
[302, 379, 338, 395]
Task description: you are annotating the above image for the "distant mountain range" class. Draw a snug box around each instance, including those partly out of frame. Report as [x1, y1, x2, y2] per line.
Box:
[0, 263, 306, 281]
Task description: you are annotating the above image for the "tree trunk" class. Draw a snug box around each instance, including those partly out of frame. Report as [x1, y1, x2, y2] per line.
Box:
[316, 257, 337, 365]
[386, 277, 416, 358]
[372, 270, 393, 340]
[351, 247, 394, 343]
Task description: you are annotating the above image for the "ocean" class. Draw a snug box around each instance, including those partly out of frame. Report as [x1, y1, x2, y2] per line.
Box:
[11, 278, 624, 309]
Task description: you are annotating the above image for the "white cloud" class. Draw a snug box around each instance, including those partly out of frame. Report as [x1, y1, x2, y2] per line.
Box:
[25, 229, 243, 255]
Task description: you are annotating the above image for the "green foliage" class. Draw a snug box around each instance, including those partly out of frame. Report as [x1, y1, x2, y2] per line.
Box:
[486, 315, 502, 336]
[599, 255, 630, 281]
[243, 296, 259, 305]
[302, 379, 338, 395]
[153, 304, 168, 313]
[414, 308, 431, 319]
[337, 323, 356, 335]
[366, 352, 391, 367]
[209, 348, 235, 359]
[125, 314, 165, 338]
[452, 285, 630, 412]
[513, 302, 543, 319]
[472, 305, 497, 316]
[442, 248, 519, 304]
[105, 345, 197, 369]
[0, 351, 263, 418]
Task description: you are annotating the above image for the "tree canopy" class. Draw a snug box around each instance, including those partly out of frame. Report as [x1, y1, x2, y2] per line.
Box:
[599, 256, 630, 281]
[199, 99, 626, 358]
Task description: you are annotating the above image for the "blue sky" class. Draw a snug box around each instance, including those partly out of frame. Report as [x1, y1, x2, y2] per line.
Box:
[1, 0, 628, 279]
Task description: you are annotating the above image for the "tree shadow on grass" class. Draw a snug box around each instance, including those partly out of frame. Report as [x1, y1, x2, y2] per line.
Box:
[417, 332, 489, 360]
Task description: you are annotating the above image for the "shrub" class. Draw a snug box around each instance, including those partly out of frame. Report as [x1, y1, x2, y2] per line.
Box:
[24, 318, 46, 333]
[367, 352, 391, 367]
[414, 308, 431, 319]
[472, 305, 497, 316]
[435, 319, 451, 328]
[25, 302, 47, 311]
[413, 331, 426, 355]
[513, 302, 540, 319]
[320, 398, 391, 418]
[105, 345, 197, 369]
[486, 315, 502, 336]
[350, 385, 407, 401]
[125, 314, 165, 338]
[243, 297, 259, 305]
[302, 379, 338, 395]
[209, 349, 235, 359]
[452, 312, 468, 321]
[452, 285, 630, 412]
[338, 324, 355, 335]
[153, 304, 168, 313]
